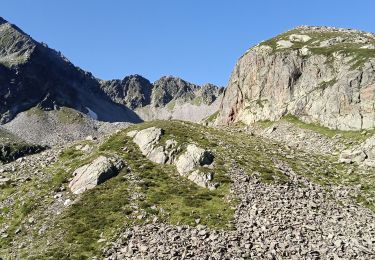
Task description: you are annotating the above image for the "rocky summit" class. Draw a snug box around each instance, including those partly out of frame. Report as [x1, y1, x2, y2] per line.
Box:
[218, 26, 375, 130]
[0, 16, 375, 260]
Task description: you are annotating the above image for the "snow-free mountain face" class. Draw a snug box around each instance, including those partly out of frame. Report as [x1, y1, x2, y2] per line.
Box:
[218, 26, 375, 130]
[100, 75, 224, 122]
[0, 16, 223, 126]
[0, 17, 143, 124]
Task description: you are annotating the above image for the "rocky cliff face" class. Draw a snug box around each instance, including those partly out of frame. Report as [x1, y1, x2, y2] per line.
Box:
[218, 26, 375, 130]
[100, 75, 153, 110]
[0, 17, 141, 123]
[101, 75, 224, 122]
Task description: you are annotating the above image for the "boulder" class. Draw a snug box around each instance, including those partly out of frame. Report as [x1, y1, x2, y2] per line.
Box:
[339, 136, 375, 167]
[132, 127, 163, 157]
[128, 128, 180, 164]
[175, 144, 214, 175]
[0, 177, 11, 187]
[276, 40, 293, 49]
[289, 34, 311, 42]
[187, 170, 216, 190]
[128, 127, 216, 189]
[69, 156, 125, 194]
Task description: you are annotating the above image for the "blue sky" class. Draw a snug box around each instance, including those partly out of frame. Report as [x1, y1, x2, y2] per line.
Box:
[1, 1, 374, 86]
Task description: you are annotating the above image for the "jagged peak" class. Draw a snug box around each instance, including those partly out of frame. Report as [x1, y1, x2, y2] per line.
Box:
[0, 16, 8, 25]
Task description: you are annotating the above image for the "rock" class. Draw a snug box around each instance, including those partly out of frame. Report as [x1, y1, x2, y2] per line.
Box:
[187, 170, 216, 189]
[339, 136, 375, 167]
[217, 26, 375, 130]
[129, 127, 180, 164]
[129, 127, 216, 189]
[101, 75, 224, 123]
[132, 127, 163, 157]
[175, 144, 214, 175]
[85, 135, 96, 141]
[289, 34, 312, 42]
[299, 47, 311, 56]
[68, 156, 125, 194]
[0, 177, 11, 186]
[276, 40, 293, 49]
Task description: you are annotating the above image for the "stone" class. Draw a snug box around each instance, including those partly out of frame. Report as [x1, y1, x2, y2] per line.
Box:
[132, 127, 163, 158]
[217, 26, 375, 130]
[339, 136, 375, 167]
[276, 40, 293, 49]
[175, 144, 214, 175]
[0, 177, 11, 186]
[68, 156, 125, 194]
[187, 170, 216, 189]
[289, 34, 312, 42]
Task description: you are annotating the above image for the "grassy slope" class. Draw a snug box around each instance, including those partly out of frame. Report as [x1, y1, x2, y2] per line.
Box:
[258, 27, 375, 69]
[1, 120, 374, 259]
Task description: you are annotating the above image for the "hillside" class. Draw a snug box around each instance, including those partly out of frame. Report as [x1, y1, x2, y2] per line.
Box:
[0, 120, 374, 259]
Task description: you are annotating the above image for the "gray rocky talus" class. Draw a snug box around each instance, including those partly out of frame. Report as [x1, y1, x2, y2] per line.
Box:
[127, 127, 216, 188]
[218, 26, 375, 130]
[68, 155, 125, 194]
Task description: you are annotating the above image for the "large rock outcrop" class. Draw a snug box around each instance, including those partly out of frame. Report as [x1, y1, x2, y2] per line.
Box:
[69, 156, 125, 194]
[218, 26, 375, 130]
[127, 127, 216, 189]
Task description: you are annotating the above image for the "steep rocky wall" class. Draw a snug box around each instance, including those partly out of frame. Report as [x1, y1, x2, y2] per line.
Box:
[218, 26, 375, 130]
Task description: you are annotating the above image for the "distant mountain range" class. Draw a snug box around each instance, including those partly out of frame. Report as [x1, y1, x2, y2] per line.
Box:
[0, 16, 223, 124]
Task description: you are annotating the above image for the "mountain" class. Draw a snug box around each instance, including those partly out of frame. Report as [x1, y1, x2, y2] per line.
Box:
[101, 75, 224, 122]
[0, 17, 141, 123]
[0, 16, 222, 126]
[217, 26, 375, 130]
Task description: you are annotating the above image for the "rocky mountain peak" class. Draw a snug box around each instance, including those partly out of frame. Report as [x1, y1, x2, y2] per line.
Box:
[218, 26, 375, 130]
[0, 16, 8, 25]
[100, 74, 153, 109]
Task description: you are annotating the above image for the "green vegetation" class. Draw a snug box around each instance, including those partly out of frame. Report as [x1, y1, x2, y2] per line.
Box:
[166, 100, 176, 111]
[3, 120, 375, 258]
[318, 78, 337, 90]
[56, 107, 85, 124]
[282, 114, 375, 142]
[257, 28, 375, 69]
[26, 107, 85, 124]
[8, 121, 235, 259]
[205, 111, 219, 123]
[191, 96, 203, 106]
[26, 107, 46, 118]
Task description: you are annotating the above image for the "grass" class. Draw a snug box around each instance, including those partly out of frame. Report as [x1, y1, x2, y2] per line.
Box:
[26, 107, 85, 124]
[191, 96, 203, 106]
[256, 27, 375, 69]
[4, 120, 375, 258]
[282, 114, 375, 142]
[318, 78, 337, 90]
[205, 111, 219, 123]
[166, 100, 176, 111]
[56, 107, 85, 124]
[15, 121, 236, 259]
